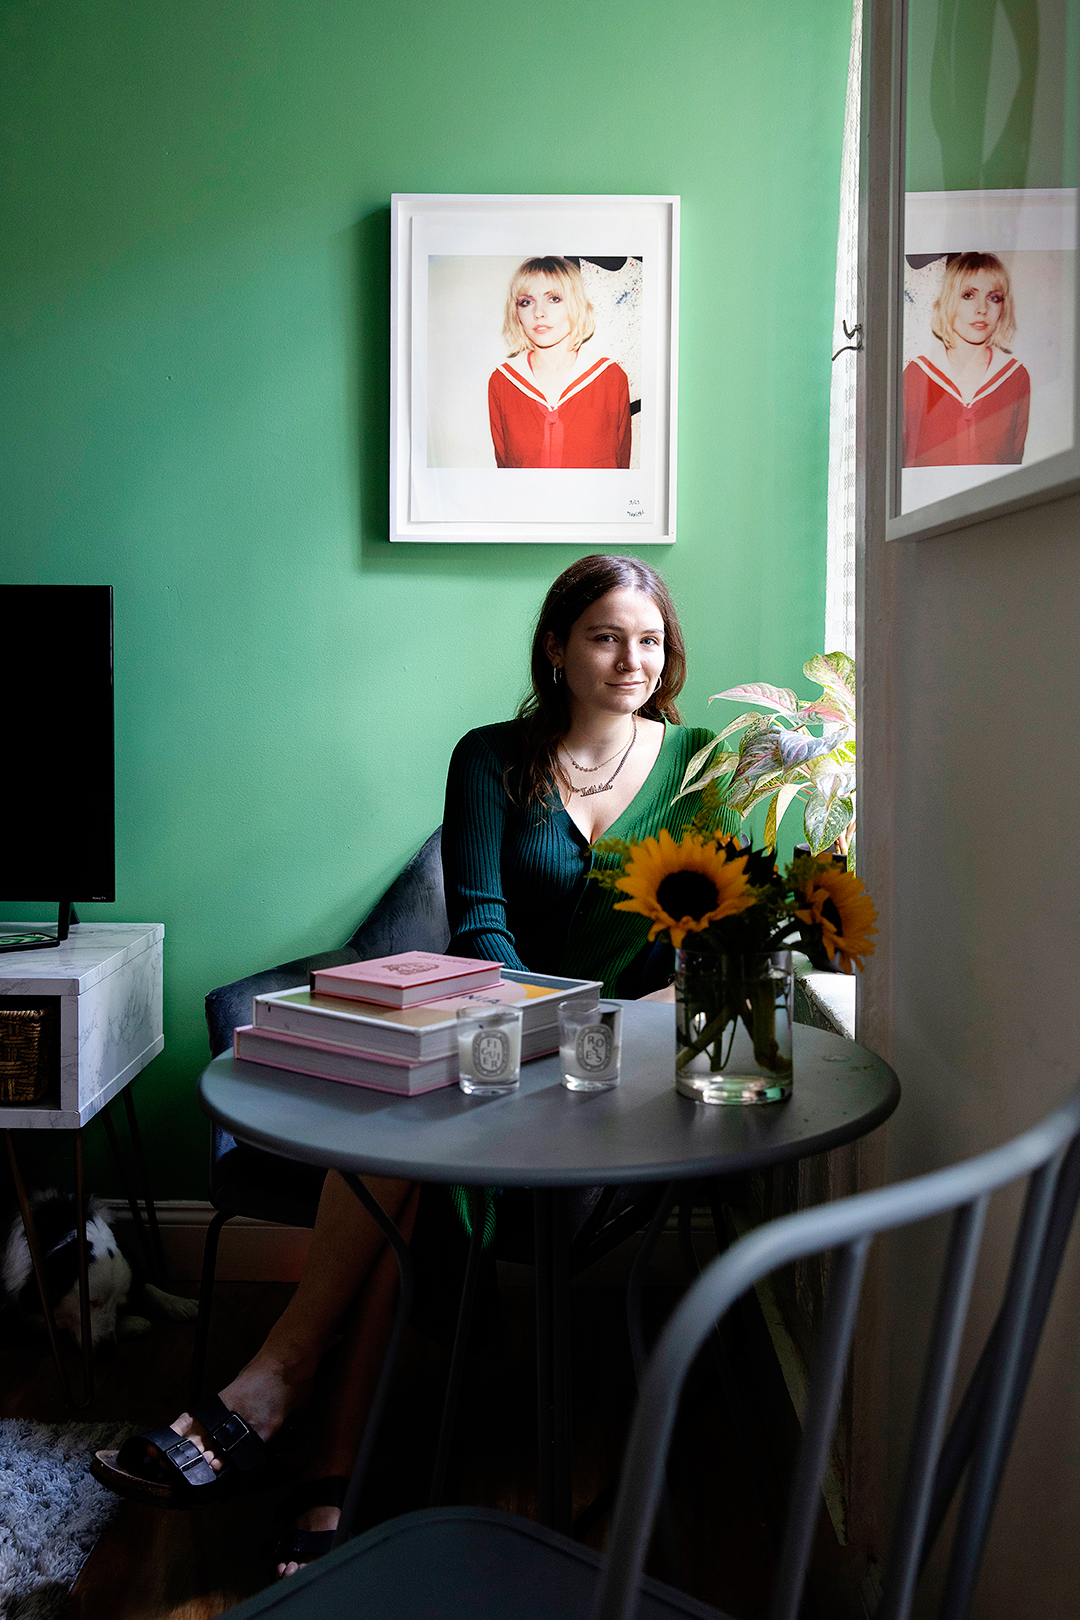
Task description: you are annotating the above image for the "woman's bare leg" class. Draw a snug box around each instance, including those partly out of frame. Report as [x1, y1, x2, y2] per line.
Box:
[277, 1182, 422, 1576]
[161, 1170, 417, 1468]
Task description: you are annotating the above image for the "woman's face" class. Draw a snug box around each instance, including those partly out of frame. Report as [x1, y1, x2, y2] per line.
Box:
[547, 587, 667, 720]
[516, 274, 574, 352]
[951, 271, 1006, 347]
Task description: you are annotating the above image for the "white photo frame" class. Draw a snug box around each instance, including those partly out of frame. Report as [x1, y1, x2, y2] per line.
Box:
[889, 188, 1080, 540]
[389, 194, 679, 543]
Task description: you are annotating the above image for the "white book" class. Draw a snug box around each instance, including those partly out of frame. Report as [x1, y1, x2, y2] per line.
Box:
[251, 969, 602, 1062]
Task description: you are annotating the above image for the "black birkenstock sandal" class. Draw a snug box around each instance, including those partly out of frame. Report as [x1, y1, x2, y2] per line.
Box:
[272, 1475, 350, 1570]
[91, 1394, 282, 1507]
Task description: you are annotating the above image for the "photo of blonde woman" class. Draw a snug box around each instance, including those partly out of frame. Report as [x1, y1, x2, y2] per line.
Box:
[488, 256, 632, 470]
[903, 251, 1030, 467]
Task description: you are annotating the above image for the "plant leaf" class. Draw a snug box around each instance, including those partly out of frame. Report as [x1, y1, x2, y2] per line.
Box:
[806, 757, 855, 797]
[775, 727, 846, 769]
[820, 794, 855, 850]
[710, 683, 800, 715]
[678, 735, 732, 794]
[804, 791, 855, 854]
[712, 710, 786, 743]
[804, 650, 855, 696]
[735, 728, 788, 782]
[670, 753, 738, 803]
[729, 775, 787, 816]
[762, 781, 804, 849]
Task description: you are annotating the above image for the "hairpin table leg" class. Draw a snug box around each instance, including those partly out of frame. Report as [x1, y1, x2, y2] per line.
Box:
[625, 1181, 682, 1582]
[121, 1088, 168, 1284]
[101, 1103, 155, 1277]
[4, 1130, 76, 1407]
[534, 1187, 572, 1534]
[333, 1172, 415, 1545]
[429, 1189, 486, 1507]
[73, 1131, 95, 1406]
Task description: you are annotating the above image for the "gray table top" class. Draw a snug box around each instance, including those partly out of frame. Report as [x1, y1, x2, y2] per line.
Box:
[198, 1001, 900, 1188]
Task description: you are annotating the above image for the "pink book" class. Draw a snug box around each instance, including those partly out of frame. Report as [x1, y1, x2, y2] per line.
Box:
[309, 950, 502, 1007]
[233, 1025, 456, 1095]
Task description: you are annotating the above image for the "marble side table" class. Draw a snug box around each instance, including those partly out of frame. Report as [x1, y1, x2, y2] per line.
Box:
[0, 922, 166, 1404]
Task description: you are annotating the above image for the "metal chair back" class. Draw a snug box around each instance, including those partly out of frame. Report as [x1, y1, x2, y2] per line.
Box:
[596, 1084, 1080, 1620]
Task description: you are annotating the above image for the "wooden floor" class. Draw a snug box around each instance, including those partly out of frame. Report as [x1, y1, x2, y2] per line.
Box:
[1, 1279, 782, 1620]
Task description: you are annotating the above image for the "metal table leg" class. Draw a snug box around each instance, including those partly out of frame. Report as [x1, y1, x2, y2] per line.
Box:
[333, 1172, 416, 1545]
[101, 1102, 155, 1282]
[429, 1188, 486, 1506]
[72, 1132, 95, 1406]
[534, 1187, 572, 1533]
[122, 1087, 168, 1283]
[4, 1130, 93, 1407]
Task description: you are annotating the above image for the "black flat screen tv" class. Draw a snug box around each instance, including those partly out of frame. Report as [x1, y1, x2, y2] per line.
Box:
[1, 585, 114, 947]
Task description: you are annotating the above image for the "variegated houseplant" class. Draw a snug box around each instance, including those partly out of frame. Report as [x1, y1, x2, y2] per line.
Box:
[674, 651, 857, 867]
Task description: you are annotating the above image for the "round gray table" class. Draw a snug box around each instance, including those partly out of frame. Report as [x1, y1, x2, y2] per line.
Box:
[198, 1001, 900, 1534]
[199, 1001, 898, 1185]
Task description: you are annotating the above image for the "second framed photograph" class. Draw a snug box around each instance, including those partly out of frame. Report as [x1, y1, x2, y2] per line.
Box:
[886, 0, 1080, 542]
[390, 193, 679, 543]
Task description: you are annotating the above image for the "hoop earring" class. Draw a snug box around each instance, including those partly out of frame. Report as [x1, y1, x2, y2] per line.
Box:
[552, 666, 562, 684]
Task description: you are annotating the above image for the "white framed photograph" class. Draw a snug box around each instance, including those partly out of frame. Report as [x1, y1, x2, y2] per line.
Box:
[390, 194, 679, 543]
[888, 187, 1080, 541]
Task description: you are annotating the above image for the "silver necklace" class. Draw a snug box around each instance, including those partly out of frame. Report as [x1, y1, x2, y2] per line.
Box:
[564, 718, 637, 772]
[563, 717, 637, 797]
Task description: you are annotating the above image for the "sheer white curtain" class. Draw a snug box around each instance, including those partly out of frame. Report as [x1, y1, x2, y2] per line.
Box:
[824, 0, 862, 659]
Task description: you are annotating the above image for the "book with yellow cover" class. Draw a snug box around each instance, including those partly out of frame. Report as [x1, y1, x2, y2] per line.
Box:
[251, 969, 602, 1062]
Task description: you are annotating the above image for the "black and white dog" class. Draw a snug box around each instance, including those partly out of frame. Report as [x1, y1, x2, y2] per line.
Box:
[1, 1190, 197, 1348]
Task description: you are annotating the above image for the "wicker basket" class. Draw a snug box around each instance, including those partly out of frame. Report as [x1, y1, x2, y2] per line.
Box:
[0, 1002, 60, 1104]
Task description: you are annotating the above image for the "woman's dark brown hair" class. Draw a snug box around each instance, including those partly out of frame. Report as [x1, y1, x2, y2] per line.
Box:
[510, 554, 687, 807]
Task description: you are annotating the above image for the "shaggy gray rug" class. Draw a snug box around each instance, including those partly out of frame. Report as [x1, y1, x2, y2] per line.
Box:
[0, 1420, 135, 1619]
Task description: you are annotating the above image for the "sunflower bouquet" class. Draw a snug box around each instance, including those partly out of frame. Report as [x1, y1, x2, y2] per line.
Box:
[593, 826, 877, 1101]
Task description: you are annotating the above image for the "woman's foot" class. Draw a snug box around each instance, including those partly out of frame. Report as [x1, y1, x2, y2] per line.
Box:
[153, 1347, 317, 1472]
[273, 1476, 349, 1577]
[277, 1502, 341, 1577]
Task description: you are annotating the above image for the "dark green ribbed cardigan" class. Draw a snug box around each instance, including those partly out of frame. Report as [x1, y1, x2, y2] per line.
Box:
[442, 721, 734, 996]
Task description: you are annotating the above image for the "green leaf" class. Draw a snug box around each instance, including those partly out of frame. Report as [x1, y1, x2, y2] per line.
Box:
[806, 757, 855, 797]
[821, 795, 855, 850]
[711, 710, 782, 744]
[762, 781, 804, 849]
[678, 735, 729, 794]
[709, 682, 801, 715]
[728, 773, 787, 815]
[804, 650, 855, 695]
[670, 754, 737, 803]
[804, 791, 855, 854]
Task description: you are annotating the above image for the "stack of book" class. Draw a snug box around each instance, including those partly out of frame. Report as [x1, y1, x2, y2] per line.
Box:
[232, 950, 602, 1096]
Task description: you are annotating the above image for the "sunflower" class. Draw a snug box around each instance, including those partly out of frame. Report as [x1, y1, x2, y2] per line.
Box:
[612, 829, 756, 948]
[795, 864, 877, 973]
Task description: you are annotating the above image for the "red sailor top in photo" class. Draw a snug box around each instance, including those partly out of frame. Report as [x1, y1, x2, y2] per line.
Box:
[488, 350, 632, 469]
[903, 348, 1031, 467]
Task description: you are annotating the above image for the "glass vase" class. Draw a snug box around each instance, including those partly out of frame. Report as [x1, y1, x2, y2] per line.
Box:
[675, 948, 794, 1105]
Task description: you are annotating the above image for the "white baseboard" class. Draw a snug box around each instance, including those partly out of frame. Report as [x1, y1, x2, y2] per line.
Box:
[101, 1199, 313, 1283]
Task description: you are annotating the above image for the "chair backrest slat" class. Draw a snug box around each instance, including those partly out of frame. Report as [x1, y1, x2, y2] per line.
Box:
[939, 1150, 1065, 1620]
[591, 1085, 1080, 1620]
[922, 1133, 1080, 1565]
[878, 1195, 989, 1620]
[769, 1235, 871, 1620]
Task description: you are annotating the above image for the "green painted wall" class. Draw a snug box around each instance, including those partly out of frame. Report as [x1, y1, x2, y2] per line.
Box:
[1, 0, 849, 1195]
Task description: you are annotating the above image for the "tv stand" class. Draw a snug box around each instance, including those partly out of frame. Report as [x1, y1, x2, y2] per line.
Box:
[1, 922, 165, 1404]
[0, 901, 79, 953]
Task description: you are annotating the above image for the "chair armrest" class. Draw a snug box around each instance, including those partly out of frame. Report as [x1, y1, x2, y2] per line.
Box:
[204, 947, 360, 1058]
